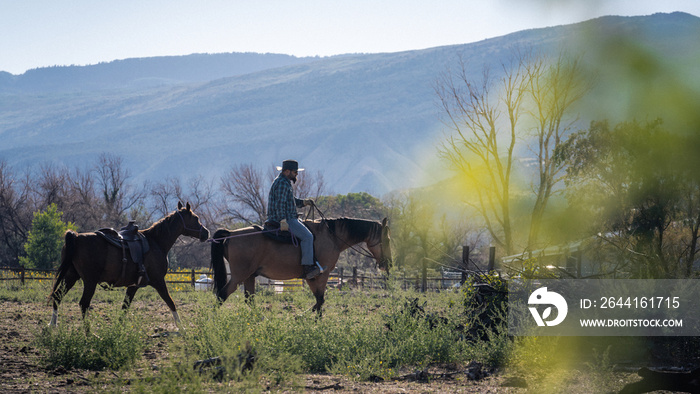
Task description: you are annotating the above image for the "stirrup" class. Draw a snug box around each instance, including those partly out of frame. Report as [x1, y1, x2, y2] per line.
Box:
[136, 271, 149, 287]
[302, 262, 324, 280]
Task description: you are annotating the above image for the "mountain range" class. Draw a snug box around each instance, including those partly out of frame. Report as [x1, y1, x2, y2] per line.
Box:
[1, 12, 699, 195]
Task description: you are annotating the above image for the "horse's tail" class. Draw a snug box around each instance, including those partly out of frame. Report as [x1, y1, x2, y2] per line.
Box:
[210, 229, 231, 296]
[49, 230, 78, 305]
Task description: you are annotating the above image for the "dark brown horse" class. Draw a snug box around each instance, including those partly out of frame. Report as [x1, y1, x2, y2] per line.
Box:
[48, 202, 209, 326]
[210, 217, 392, 315]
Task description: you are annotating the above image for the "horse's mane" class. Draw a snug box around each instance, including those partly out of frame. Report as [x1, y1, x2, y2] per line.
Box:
[324, 217, 381, 244]
[142, 210, 178, 238]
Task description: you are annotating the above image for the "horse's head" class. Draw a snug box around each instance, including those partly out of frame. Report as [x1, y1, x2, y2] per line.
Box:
[367, 217, 392, 273]
[177, 201, 210, 242]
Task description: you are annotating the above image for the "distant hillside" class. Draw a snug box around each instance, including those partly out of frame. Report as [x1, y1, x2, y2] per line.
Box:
[1, 12, 698, 195]
[0, 52, 320, 92]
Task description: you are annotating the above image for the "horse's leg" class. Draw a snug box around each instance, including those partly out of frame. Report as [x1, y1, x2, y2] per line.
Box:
[79, 280, 97, 318]
[312, 289, 325, 317]
[49, 270, 80, 326]
[122, 286, 138, 310]
[243, 276, 256, 304]
[307, 278, 329, 317]
[217, 276, 243, 303]
[150, 279, 181, 327]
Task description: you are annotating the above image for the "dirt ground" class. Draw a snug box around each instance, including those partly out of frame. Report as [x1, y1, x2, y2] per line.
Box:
[0, 299, 648, 393]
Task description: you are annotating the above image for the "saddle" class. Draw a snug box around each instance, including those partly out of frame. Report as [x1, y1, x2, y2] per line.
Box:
[257, 221, 296, 243]
[256, 221, 323, 279]
[96, 221, 150, 285]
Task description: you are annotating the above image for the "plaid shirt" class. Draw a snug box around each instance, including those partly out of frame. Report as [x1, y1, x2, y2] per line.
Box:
[267, 173, 303, 222]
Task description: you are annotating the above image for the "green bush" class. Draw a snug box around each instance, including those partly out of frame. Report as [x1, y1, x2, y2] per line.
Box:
[177, 291, 476, 384]
[19, 204, 76, 270]
[35, 311, 145, 370]
[462, 274, 508, 330]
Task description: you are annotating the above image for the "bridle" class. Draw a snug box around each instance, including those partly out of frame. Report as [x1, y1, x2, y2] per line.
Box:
[177, 210, 205, 237]
[309, 203, 388, 264]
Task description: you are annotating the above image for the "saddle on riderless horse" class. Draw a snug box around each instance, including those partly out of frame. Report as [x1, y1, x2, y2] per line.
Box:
[95, 221, 151, 287]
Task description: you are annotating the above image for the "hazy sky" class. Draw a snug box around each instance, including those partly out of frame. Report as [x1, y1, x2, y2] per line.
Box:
[2, 0, 699, 75]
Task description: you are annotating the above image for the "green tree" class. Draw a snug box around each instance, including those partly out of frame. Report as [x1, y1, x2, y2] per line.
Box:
[317, 192, 385, 219]
[19, 204, 76, 270]
[559, 119, 699, 278]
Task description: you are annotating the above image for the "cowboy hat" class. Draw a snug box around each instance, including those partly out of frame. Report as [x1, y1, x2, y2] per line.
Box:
[276, 160, 304, 172]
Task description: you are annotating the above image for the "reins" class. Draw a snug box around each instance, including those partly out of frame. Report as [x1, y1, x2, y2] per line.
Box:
[308, 203, 379, 259]
[203, 204, 382, 261]
[207, 227, 300, 246]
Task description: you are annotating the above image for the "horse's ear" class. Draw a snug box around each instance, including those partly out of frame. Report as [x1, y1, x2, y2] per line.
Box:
[186, 202, 191, 211]
[178, 201, 183, 210]
[381, 217, 388, 227]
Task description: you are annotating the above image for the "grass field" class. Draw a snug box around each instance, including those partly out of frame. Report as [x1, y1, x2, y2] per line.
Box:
[0, 278, 663, 393]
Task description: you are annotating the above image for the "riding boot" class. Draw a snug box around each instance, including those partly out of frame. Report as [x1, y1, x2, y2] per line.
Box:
[136, 265, 149, 287]
[302, 262, 323, 280]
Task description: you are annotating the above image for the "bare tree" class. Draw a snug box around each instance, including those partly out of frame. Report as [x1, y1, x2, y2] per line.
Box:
[437, 49, 590, 255]
[526, 52, 589, 250]
[35, 164, 69, 208]
[179, 175, 216, 263]
[295, 169, 327, 201]
[0, 162, 34, 266]
[219, 163, 268, 225]
[65, 166, 101, 231]
[218, 163, 329, 226]
[681, 181, 700, 276]
[151, 176, 183, 218]
[179, 175, 216, 225]
[94, 153, 146, 227]
[436, 52, 530, 255]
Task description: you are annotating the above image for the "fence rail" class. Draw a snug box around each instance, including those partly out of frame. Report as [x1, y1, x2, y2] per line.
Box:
[0, 266, 465, 292]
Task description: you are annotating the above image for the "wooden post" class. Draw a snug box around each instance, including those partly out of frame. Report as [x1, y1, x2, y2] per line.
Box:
[421, 258, 427, 292]
[191, 269, 196, 288]
[461, 246, 469, 285]
[487, 246, 496, 272]
[575, 250, 582, 278]
[339, 267, 344, 286]
[20, 268, 25, 286]
[352, 267, 358, 287]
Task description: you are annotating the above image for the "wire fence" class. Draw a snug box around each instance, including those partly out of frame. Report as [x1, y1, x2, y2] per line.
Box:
[0, 266, 465, 292]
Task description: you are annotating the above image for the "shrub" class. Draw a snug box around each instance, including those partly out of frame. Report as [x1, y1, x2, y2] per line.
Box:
[462, 273, 508, 336]
[35, 311, 145, 370]
[19, 204, 76, 270]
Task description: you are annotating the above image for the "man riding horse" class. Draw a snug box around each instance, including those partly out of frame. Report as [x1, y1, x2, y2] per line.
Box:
[267, 159, 321, 279]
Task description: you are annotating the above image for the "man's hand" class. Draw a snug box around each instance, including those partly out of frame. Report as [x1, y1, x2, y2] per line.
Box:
[280, 219, 289, 231]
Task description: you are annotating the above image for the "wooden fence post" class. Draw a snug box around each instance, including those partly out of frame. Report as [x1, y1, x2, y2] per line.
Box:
[20, 268, 25, 286]
[487, 246, 496, 272]
[461, 245, 469, 285]
[191, 269, 195, 287]
[421, 258, 427, 292]
[575, 250, 582, 278]
[352, 267, 358, 287]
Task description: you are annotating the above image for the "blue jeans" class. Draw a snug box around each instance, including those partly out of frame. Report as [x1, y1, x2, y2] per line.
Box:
[288, 218, 313, 266]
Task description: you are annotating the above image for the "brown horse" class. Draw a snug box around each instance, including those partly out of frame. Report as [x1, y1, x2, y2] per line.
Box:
[48, 202, 210, 326]
[210, 217, 392, 315]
